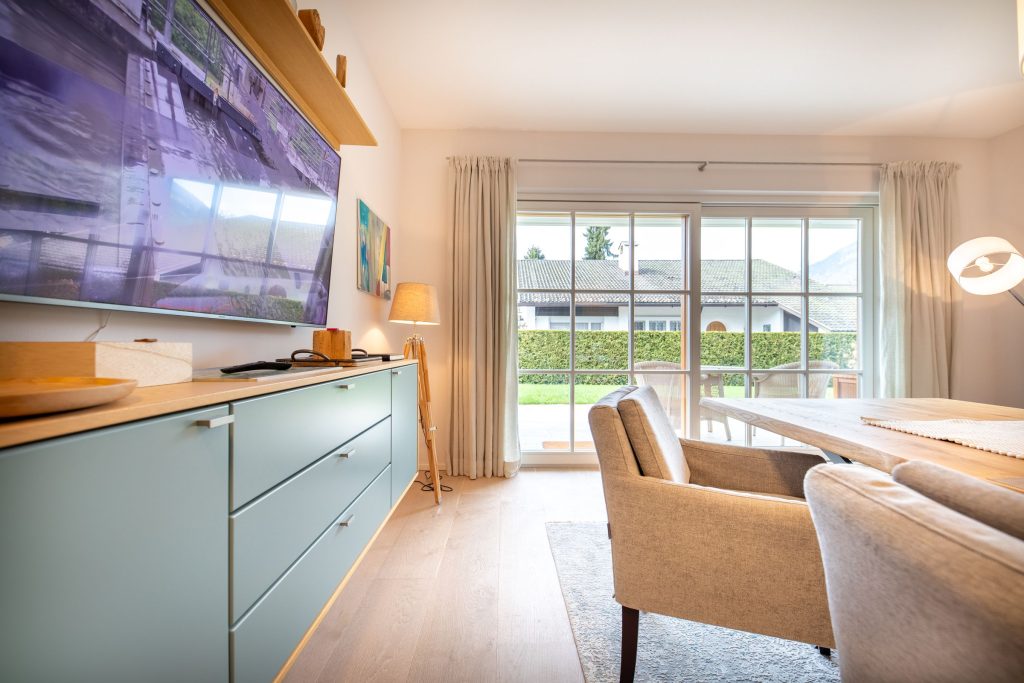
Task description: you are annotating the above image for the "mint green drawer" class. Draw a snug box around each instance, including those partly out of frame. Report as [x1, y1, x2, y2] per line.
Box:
[231, 369, 391, 508]
[231, 465, 391, 683]
[231, 417, 391, 622]
[390, 366, 419, 505]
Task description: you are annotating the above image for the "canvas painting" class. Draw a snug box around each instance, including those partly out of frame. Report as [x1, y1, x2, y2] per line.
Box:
[357, 199, 391, 298]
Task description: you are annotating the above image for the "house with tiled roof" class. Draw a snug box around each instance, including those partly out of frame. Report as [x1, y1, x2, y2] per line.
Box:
[517, 259, 857, 333]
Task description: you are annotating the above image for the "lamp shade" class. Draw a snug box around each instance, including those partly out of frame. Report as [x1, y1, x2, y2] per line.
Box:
[947, 236, 1024, 295]
[388, 282, 440, 324]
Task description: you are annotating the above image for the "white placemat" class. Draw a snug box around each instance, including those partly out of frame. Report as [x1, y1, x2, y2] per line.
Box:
[861, 417, 1024, 458]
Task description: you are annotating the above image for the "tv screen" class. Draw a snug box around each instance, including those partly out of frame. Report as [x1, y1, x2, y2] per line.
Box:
[0, 0, 340, 326]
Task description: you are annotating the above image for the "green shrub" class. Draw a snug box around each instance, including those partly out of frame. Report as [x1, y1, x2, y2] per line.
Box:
[518, 330, 856, 385]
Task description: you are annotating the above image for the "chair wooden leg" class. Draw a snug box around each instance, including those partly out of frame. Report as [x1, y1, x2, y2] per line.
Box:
[620, 605, 639, 683]
[817, 646, 831, 657]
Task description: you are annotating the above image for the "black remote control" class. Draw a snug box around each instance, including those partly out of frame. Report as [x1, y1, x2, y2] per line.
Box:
[220, 361, 293, 374]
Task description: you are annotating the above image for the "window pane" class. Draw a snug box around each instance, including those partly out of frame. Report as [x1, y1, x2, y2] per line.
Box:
[809, 219, 859, 292]
[575, 214, 630, 290]
[701, 217, 746, 292]
[752, 295, 803, 370]
[634, 214, 685, 290]
[634, 293, 683, 368]
[633, 372, 687, 435]
[752, 218, 802, 292]
[573, 374, 630, 449]
[700, 295, 745, 370]
[574, 294, 628, 370]
[698, 370, 745, 444]
[809, 296, 860, 370]
[517, 212, 571, 290]
[518, 292, 569, 370]
[518, 373, 569, 451]
[215, 186, 277, 263]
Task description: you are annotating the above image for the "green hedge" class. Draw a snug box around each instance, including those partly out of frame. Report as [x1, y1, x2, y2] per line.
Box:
[518, 330, 856, 384]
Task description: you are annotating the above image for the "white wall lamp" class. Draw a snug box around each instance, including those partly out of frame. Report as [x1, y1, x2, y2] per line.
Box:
[947, 236, 1024, 307]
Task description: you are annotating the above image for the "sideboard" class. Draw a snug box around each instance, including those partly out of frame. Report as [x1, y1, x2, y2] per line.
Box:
[0, 360, 419, 682]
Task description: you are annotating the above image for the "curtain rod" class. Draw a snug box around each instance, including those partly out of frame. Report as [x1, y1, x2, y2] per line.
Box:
[516, 158, 882, 170]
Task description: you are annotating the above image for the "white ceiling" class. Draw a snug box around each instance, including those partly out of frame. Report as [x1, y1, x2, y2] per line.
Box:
[330, 0, 1024, 138]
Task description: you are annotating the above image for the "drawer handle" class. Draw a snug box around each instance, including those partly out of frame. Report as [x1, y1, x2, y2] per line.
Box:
[337, 448, 356, 459]
[391, 370, 402, 376]
[338, 514, 355, 528]
[338, 383, 355, 390]
[195, 415, 234, 429]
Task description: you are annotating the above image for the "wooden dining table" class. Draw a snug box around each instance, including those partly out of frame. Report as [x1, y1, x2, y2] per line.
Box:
[700, 397, 1024, 493]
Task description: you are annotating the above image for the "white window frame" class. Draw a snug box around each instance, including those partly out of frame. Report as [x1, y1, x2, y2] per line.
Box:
[516, 200, 877, 464]
[516, 200, 701, 466]
[700, 205, 876, 414]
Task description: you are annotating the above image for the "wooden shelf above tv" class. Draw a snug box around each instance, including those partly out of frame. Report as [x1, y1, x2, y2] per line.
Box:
[206, 0, 377, 149]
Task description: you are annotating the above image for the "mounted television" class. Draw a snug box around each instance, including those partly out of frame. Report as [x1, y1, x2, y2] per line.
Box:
[0, 0, 340, 326]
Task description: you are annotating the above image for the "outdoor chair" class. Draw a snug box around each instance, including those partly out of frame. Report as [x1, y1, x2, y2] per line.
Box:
[752, 360, 839, 398]
[635, 360, 732, 441]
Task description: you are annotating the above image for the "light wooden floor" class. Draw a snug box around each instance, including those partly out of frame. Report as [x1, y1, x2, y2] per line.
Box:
[284, 468, 608, 683]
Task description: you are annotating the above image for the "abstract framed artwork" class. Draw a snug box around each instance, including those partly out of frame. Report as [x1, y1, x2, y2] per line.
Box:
[357, 199, 391, 298]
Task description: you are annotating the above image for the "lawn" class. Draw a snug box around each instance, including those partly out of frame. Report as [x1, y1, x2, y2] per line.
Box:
[518, 383, 746, 405]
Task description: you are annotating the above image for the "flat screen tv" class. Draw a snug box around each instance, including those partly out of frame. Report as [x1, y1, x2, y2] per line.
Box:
[0, 0, 341, 326]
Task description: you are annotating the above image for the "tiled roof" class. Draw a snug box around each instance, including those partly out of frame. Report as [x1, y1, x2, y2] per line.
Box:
[517, 259, 856, 331]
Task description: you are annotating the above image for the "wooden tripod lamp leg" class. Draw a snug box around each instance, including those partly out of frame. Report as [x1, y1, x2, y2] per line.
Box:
[404, 337, 442, 504]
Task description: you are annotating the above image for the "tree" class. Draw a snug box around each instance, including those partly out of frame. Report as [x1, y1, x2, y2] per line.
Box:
[583, 226, 613, 260]
[524, 245, 545, 260]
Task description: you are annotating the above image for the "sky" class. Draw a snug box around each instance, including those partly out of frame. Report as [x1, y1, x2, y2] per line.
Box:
[516, 213, 858, 273]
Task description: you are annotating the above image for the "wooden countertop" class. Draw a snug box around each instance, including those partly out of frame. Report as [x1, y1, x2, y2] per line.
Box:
[702, 397, 1024, 491]
[0, 360, 417, 450]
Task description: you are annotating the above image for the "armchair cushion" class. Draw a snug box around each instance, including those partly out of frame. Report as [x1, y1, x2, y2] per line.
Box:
[682, 439, 827, 499]
[892, 461, 1024, 540]
[617, 385, 690, 483]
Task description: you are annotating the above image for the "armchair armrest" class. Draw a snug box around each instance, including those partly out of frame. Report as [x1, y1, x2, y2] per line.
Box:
[604, 473, 833, 647]
[680, 438, 827, 498]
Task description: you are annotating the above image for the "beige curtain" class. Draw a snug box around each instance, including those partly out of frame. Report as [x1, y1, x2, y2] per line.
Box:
[878, 161, 959, 398]
[448, 157, 519, 478]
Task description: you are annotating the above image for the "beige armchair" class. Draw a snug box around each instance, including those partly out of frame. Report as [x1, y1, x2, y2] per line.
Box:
[588, 385, 833, 682]
[805, 461, 1024, 683]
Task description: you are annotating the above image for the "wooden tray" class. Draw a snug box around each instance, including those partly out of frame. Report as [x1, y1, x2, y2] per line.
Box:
[0, 377, 138, 419]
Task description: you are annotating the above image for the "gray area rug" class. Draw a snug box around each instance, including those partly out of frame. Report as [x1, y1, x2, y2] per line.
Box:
[546, 522, 840, 683]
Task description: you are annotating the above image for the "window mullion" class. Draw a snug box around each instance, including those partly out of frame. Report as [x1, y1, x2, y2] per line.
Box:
[802, 217, 810, 395]
[569, 211, 576, 454]
[628, 212, 635, 377]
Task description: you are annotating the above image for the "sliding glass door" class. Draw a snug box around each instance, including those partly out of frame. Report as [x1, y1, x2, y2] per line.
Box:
[699, 206, 874, 447]
[515, 203, 698, 464]
[515, 202, 874, 462]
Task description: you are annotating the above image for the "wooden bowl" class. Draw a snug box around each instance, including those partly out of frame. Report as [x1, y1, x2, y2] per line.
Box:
[0, 377, 138, 418]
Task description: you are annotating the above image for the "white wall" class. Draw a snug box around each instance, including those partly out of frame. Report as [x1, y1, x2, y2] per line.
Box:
[0, 2, 409, 369]
[980, 124, 1024, 408]
[400, 127, 1023, 466]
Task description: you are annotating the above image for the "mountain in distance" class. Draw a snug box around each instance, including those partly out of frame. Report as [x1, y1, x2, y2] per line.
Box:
[809, 242, 858, 286]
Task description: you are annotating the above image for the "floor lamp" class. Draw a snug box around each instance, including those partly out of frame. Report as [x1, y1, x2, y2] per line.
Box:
[388, 282, 443, 504]
[947, 237, 1024, 307]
